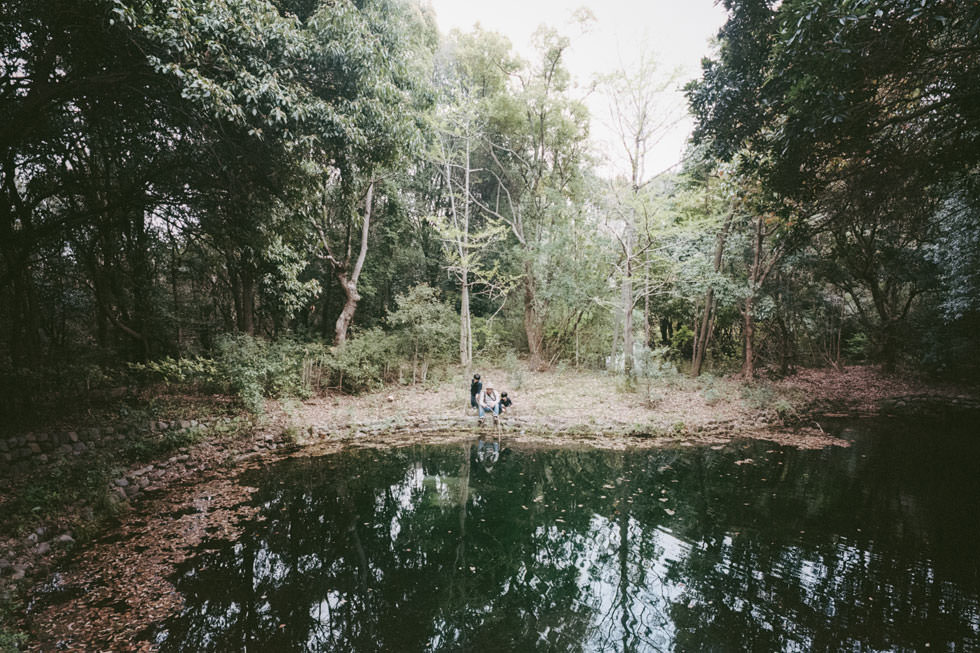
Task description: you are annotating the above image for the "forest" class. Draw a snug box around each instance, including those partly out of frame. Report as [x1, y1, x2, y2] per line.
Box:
[1, 0, 979, 415]
[3, 1, 980, 650]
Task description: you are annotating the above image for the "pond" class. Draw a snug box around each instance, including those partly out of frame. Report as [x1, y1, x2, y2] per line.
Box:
[152, 419, 980, 652]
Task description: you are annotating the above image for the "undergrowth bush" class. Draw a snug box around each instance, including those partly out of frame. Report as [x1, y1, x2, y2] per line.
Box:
[323, 328, 395, 393]
[130, 328, 436, 412]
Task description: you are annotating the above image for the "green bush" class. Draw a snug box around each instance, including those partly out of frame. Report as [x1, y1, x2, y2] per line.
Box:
[844, 332, 870, 361]
[669, 325, 695, 360]
[130, 355, 221, 392]
[387, 285, 457, 382]
[132, 335, 332, 413]
[322, 328, 395, 393]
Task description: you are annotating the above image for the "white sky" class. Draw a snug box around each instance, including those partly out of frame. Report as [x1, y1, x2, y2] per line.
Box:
[426, 0, 728, 179]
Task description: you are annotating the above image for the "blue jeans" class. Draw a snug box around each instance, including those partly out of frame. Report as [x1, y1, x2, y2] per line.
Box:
[478, 403, 500, 418]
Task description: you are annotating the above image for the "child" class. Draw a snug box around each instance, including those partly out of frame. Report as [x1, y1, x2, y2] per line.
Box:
[499, 391, 513, 413]
[469, 373, 482, 410]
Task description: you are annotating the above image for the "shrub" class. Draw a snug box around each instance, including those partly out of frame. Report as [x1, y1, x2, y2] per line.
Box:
[844, 332, 870, 361]
[387, 285, 457, 383]
[321, 328, 395, 393]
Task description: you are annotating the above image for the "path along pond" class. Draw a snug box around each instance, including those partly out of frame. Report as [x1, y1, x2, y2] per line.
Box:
[150, 417, 979, 652]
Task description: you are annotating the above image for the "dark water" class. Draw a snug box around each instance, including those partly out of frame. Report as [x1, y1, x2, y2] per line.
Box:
[153, 419, 980, 652]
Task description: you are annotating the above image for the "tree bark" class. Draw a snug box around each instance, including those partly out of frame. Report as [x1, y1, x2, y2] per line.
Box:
[692, 211, 733, 377]
[523, 260, 545, 367]
[741, 294, 756, 377]
[333, 181, 374, 346]
[622, 256, 634, 378]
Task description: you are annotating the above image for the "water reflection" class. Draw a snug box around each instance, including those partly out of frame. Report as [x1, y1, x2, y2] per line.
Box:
[156, 421, 980, 652]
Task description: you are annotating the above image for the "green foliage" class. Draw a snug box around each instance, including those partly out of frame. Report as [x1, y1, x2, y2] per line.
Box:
[323, 328, 395, 393]
[0, 595, 27, 652]
[844, 332, 870, 362]
[670, 325, 695, 361]
[130, 357, 222, 392]
[387, 284, 456, 365]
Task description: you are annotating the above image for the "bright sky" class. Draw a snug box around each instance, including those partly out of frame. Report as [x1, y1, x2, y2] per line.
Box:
[426, 0, 728, 179]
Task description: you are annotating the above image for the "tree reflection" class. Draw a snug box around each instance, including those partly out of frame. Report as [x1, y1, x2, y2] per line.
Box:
[157, 424, 980, 652]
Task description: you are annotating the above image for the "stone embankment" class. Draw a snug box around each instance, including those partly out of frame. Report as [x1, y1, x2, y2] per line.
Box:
[879, 394, 980, 416]
[1, 419, 206, 468]
[0, 416, 289, 601]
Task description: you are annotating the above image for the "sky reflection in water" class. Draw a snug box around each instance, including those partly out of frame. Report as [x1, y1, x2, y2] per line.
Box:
[156, 419, 980, 652]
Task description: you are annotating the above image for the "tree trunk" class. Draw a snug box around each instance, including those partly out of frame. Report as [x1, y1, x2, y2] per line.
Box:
[460, 277, 471, 367]
[459, 139, 473, 367]
[741, 294, 756, 377]
[643, 271, 651, 347]
[332, 181, 374, 346]
[237, 269, 255, 336]
[740, 216, 764, 377]
[523, 260, 545, 367]
[334, 277, 360, 346]
[692, 212, 733, 377]
[622, 260, 634, 378]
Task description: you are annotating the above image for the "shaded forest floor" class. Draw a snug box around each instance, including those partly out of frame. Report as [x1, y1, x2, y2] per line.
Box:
[2, 364, 978, 650]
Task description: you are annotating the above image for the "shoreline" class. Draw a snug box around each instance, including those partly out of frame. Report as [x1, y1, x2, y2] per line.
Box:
[3, 364, 978, 650]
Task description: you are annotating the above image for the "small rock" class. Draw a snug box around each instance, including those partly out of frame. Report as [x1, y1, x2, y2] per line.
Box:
[26, 533, 38, 545]
[124, 485, 138, 497]
[72, 441, 87, 453]
[67, 431, 79, 443]
[55, 534, 75, 546]
[114, 478, 130, 488]
[36, 542, 51, 556]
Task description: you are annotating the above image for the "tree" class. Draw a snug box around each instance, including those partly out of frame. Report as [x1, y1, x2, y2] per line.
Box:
[428, 28, 514, 368]
[600, 52, 685, 377]
[474, 26, 591, 367]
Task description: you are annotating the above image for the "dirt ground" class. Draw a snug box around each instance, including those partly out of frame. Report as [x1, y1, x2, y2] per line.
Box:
[13, 364, 978, 651]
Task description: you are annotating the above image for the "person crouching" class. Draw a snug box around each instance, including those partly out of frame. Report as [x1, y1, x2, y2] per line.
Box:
[477, 382, 501, 424]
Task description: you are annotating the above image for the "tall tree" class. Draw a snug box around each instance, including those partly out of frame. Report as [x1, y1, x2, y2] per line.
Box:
[475, 26, 591, 367]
